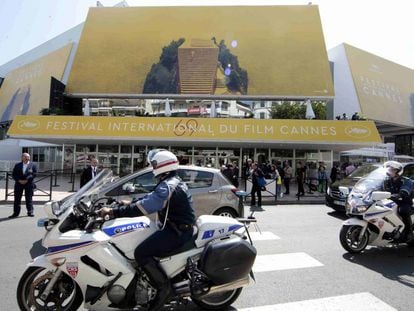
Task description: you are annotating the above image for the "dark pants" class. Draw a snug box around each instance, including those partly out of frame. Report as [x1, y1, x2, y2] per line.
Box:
[284, 178, 290, 194]
[251, 183, 262, 207]
[297, 179, 305, 195]
[13, 183, 34, 215]
[134, 224, 194, 266]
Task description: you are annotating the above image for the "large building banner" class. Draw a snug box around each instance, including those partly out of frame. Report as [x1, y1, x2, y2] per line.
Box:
[0, 44, 73, 122]
[9, 115, 381, 144]
[345, 44, 414, 127]
[67, 6, 334, 98]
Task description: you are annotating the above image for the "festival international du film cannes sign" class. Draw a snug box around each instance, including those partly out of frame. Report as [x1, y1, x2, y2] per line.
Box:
[11, 116, 380, 143]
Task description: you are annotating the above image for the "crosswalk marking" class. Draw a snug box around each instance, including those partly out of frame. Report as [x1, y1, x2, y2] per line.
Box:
[238, 292, 397, 311]
[253, 252, 323, 272]
[249, 231, 280, 241]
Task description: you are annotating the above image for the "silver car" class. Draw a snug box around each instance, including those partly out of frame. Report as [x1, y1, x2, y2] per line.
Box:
[99, 165, 243, 218]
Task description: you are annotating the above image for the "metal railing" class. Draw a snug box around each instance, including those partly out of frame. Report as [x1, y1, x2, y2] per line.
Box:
[4, 171, 53, 202]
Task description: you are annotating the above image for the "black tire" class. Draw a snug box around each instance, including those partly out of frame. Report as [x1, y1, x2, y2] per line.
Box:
[213, 207, 238, 218]
[339, 225, 369, 253]
[17, 266, 83, 311]
[192, 288, 242, 310]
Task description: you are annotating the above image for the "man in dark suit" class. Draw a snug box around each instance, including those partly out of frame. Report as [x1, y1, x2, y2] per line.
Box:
[9, 153, 37, 218]
[80, 157, 99, 188]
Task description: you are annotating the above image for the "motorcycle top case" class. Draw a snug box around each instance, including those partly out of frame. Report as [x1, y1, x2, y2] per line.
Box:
[199, 236, 257, 285]
[195, 215, 244, 248]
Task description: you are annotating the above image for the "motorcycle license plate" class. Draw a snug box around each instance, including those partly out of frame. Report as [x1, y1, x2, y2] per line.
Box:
[334, 200, 345, 206]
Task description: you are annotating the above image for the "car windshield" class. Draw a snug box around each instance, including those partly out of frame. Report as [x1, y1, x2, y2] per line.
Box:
[352, 167, 386, 194]
[347, 164, 380, 178]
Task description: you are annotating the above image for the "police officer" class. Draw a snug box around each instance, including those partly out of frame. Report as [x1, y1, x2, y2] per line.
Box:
[98, 149, 195, 310]
[383, 161, 414, 241]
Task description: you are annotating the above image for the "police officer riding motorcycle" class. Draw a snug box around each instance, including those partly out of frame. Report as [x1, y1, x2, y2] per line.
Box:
[98, 149, 195, 310]
[383, 161, 414, 241]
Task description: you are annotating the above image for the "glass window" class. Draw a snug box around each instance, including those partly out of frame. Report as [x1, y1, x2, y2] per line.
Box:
[194, 147, 217, 168]
[132, 172, 157, 192]
[217, 148, 240, 167]
[256, 148, 269, 164]
[120, 145, 132, 154]
[170, 147, 192, 165]
[271, 149, 293, 158]
[177, 169, 213, 189]
[403, 164, 414, 179]
[77, 144, 96, 153]
[133, 146, 147, 171]
[320, 150, 331, 161]
[106, 172, 156, 196]
[98, 145, 119, 153]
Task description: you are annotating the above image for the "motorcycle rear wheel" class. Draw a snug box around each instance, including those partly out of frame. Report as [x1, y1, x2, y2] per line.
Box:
[340, 225, 369, 253]
[17, 266, 83, 311]
[192, 288, 242, 310]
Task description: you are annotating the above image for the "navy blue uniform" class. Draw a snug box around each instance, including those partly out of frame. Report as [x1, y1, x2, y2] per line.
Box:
[113, 171, 195, 265]
[12, 161, 37, 216]
[384, 176, 414, 236]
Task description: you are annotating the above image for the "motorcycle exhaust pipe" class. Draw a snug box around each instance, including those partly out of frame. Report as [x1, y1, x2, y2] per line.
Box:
[199, 276, 250, 297]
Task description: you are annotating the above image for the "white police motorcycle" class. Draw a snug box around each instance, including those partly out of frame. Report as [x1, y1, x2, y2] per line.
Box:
[339, 167, 414, 253]
[17, 169, 257, 310]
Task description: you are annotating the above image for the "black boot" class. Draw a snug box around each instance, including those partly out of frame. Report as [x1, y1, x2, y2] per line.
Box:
[142, 259, 172, 311]
[402, 217, 413, 241]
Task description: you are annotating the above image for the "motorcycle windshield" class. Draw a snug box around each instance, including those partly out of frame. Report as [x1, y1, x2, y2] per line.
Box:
[59, 169, 114, 213]
[352, 167, 386, 195]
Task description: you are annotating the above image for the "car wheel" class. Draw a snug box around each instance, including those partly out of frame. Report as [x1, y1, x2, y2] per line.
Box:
[213, 207, 238, 218]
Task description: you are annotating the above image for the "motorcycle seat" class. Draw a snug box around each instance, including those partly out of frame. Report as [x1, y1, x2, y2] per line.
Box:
[156, 230, 198, 259]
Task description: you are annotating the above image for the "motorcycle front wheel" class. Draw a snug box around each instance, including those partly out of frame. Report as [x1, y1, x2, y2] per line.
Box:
[340, 225, 369, 253]
[17, 266, 83, 311]
[192, 288, 242, 310]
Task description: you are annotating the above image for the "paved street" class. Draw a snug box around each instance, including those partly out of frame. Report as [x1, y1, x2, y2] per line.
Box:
[1, 203, 413, 310]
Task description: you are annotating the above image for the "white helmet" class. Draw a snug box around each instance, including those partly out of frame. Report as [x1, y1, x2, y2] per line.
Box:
[147, 149, 179, 177]
[384, 161, 403, 176]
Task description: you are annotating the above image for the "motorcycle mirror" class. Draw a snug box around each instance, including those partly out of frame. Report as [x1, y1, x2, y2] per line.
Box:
[372, 191, 391, 201]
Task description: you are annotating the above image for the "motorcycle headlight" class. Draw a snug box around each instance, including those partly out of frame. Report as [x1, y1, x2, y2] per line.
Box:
[352, 205, 368, 213]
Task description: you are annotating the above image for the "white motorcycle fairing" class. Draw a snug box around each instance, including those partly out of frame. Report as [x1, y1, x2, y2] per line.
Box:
[340, 191, 414, 253]
[17, 169, 256, 311]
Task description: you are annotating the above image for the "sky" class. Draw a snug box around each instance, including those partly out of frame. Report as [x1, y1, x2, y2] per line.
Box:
[0, 0, 413, 69]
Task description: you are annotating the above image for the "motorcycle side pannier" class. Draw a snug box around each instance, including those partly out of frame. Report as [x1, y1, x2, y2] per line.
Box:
[199, 237, 256, 285]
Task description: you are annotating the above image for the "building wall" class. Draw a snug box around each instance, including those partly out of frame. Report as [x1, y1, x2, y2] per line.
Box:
[328, 44, 361, 119]
[0, 23, 84, 83]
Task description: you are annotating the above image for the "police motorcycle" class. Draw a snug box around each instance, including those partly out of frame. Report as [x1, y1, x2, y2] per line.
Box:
[339, 166, 414, 253]
[17, 169, 257, 311]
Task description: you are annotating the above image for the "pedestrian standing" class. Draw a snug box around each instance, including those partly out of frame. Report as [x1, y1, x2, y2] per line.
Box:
[271, 164, 282, 198]
[283, 162, 292, 195]
[330, 164, 339, 184]
[296, 162, 305, 196]
[9, 153, 37, 218]
[250, 162, 264, 209]
[80, 157, 100, 188]
[243, 158, 253, 189]
[232, 161, 240, 188]
[318, 164, 328, 193]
